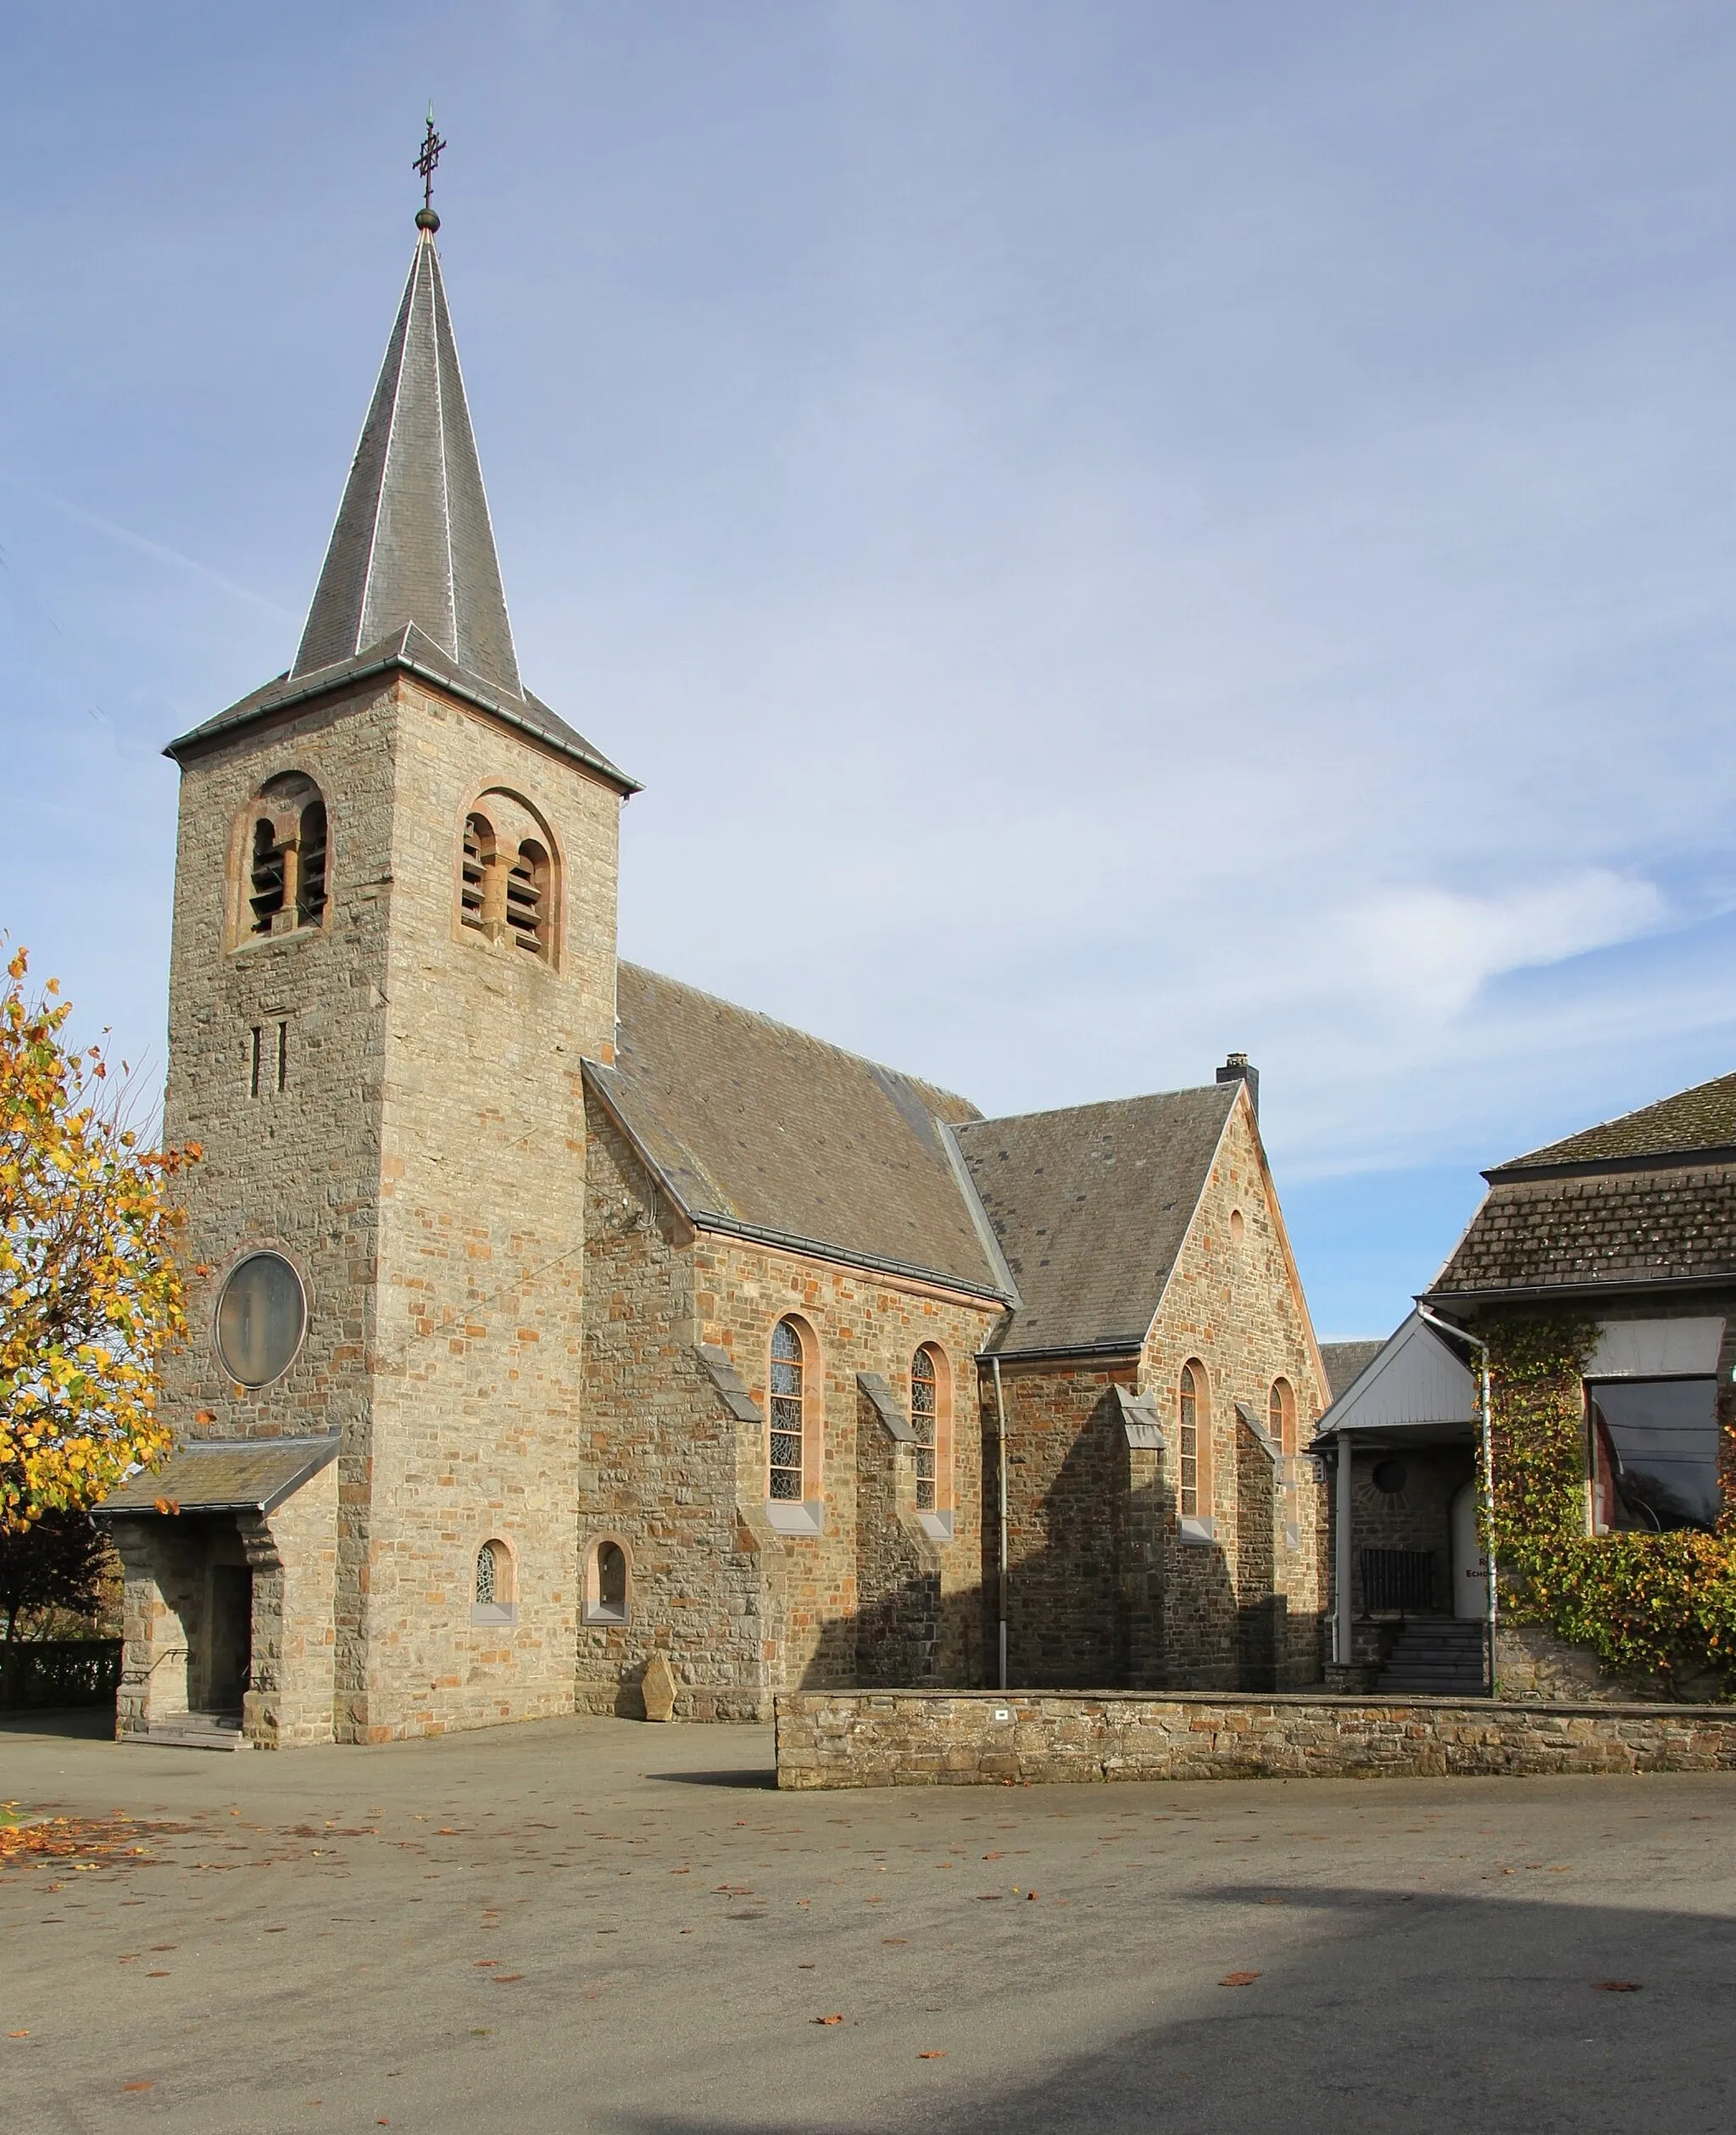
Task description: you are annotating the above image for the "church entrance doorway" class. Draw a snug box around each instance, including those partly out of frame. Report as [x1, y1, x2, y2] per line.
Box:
[204, 1564, 253, 1713]
[1450, 1481, 1488, 1621]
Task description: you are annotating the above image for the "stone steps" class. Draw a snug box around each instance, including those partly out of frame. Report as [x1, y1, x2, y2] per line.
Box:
[1378, 1620, 1488, 1697]
[136, 1713, 249, 1752]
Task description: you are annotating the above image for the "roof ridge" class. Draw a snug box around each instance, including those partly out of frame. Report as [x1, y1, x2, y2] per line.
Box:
[963, 1081, 1236, 1134]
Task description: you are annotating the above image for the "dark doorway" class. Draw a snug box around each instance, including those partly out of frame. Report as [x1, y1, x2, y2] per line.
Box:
[205, 1565, 253, 1713]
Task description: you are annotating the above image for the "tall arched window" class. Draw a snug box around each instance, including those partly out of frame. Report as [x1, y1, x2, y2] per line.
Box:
[911, 1346, 938, 1511]
[239, 774, 330, 942]
[475, 1541, 500, 1606]
[1178, 1361, 1210, 1520]
[1268, 1377, 1296, 1458]
[769, 1319, 805, 1501]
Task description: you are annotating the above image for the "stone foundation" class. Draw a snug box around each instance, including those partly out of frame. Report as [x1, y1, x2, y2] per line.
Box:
[775, 1687, 1736, 1787]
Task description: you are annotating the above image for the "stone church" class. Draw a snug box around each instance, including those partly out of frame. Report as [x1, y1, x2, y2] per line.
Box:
[99, 202, 1333, 1746]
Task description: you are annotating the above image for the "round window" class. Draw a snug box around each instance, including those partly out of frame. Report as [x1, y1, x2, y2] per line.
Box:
[214, 1252, 307, 1386]
[1372, 1458, 1409, 1496]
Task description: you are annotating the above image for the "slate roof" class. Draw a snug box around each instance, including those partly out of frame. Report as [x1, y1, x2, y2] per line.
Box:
[954, 1086, 1238, 1357]
[586, 965, 1006, 1297]
[164, 228, 637, 794]
[297, 228, 520, 695]
[1320, 1340, 1385, 1399]
[1498, 1071, 1736, 1173]
[97, 1436, 338, 1518]
[1430, 1162, 1736, 1298]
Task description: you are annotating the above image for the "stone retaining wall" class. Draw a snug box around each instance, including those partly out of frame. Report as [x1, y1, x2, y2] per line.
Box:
[774, 1688, 1736, 1787]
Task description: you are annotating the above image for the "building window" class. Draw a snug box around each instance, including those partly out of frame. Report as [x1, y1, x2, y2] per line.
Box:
[769, 1318, 805, 1501]
[239, 772, 330, 943]
[471, 1539, 515, 1624]
[1589, 1377, 1721, 1535]
[583, 1538, 630, 1624]
[911, 1346, 938, 1510]
[214, 1251, 307, 1387]
[506, 840, 549, 956]
[1268, 1377, 1296, 1458]
[1178, 1360, 1210, 1520]
[457, 792, 559, 963]
[459, 812, 493, 932]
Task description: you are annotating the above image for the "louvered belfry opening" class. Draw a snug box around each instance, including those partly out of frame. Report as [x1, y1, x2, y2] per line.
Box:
[506, 841, 548, 956]
[460, 813, 492, 932]
[249, 819, 286, 934]
[297, 800, 328, 926]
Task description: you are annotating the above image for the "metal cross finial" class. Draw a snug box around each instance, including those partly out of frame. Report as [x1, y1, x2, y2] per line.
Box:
[414, 107, 446, 230]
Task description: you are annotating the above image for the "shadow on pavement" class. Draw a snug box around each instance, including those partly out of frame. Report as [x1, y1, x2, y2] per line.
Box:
[0, 1705, 115, 1740]
[600, 1877, 1736, 2134]
[643, 1766, 777, 1788]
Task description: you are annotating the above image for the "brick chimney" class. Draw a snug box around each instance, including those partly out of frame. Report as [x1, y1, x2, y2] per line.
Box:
[1216, 1051, 1259, 1118]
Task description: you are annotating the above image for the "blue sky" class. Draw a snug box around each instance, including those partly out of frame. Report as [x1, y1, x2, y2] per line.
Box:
[4, 2, 1734, 1338]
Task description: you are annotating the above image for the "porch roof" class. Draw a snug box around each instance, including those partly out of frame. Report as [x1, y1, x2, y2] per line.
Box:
[95, 1436, 339, 1519]
[1310, 1313, 1475, 1447]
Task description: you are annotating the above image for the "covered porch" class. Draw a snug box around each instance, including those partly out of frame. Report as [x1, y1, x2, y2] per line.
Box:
[1311, 1313, 1488, 1695]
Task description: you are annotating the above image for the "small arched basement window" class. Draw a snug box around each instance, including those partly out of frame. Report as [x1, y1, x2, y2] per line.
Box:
[769, 1318, 805, 1502]
[584, 1538, 630, 1624]
[472, 1538, 515, 1625]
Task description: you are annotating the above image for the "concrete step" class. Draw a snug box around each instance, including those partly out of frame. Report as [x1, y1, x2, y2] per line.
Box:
[137, 1714, 249, 1752]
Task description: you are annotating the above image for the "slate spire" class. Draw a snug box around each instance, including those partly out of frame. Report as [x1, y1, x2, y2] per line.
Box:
[292, 219, 523, 698]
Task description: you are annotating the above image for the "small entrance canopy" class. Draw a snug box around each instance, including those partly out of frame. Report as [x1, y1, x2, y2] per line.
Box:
[1310, 1315, 1477, 1665]
[96, 1435, 339, 1519]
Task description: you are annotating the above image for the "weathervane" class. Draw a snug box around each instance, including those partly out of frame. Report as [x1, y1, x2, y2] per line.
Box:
[414, 106, 446, 231]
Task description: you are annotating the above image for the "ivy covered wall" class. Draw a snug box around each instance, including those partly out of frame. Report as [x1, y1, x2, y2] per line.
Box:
[1486, 1317, 1736, 1697]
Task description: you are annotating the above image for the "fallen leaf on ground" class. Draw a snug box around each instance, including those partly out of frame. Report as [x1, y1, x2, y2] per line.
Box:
[919, 2050, 947, 2060]
[121, 2080, 155, 2091]
[1594, 1981, 1643, 1993]
[814, 2014, 844, 2026]
[7, 2031, 28, 2038]
[882, 1937, 908, 1945]
[1220, 1972, 1261, 1987]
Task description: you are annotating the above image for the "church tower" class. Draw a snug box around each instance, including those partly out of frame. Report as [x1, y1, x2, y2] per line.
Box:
[108, 178, 637, 1745]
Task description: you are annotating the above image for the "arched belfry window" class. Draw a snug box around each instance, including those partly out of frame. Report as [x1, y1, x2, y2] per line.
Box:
[769, 1318, 806, 1502]
[506, 840, 548, 956]
[457, 792, 558, 964]
[239, 772, 330, 943]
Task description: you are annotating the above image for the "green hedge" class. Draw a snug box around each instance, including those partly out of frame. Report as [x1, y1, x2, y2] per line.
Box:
[0, 1638, 122, 1709]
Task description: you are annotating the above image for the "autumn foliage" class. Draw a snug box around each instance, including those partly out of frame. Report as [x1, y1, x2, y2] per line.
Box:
[0, 947, 194, 1529]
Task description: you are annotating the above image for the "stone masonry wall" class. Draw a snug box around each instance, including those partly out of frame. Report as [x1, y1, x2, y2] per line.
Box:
[697, 1239, 998, 1690]
[983, 1362, 1137, 1688]
[776, 1687, 1736, 1787]
[1141, 1090, 1328, 1688]
[359, 678, 622, 1740]
[578, 1102, 777, 1720]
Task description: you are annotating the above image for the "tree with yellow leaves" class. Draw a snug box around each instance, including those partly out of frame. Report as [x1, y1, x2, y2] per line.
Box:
[1, 947, 195, 1528]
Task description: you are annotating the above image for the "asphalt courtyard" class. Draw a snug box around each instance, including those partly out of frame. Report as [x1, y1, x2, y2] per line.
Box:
[3, 1709, 1733, 2134]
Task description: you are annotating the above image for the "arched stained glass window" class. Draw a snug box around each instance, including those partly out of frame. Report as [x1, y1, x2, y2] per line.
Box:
[770, 1319, 805, 1501]
[475, 1541, 498, 1606]
[911, 1348, 938, 1511]
[1268, 1377, 1295, 1458]
[1178, 1362, 1210, 1520]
